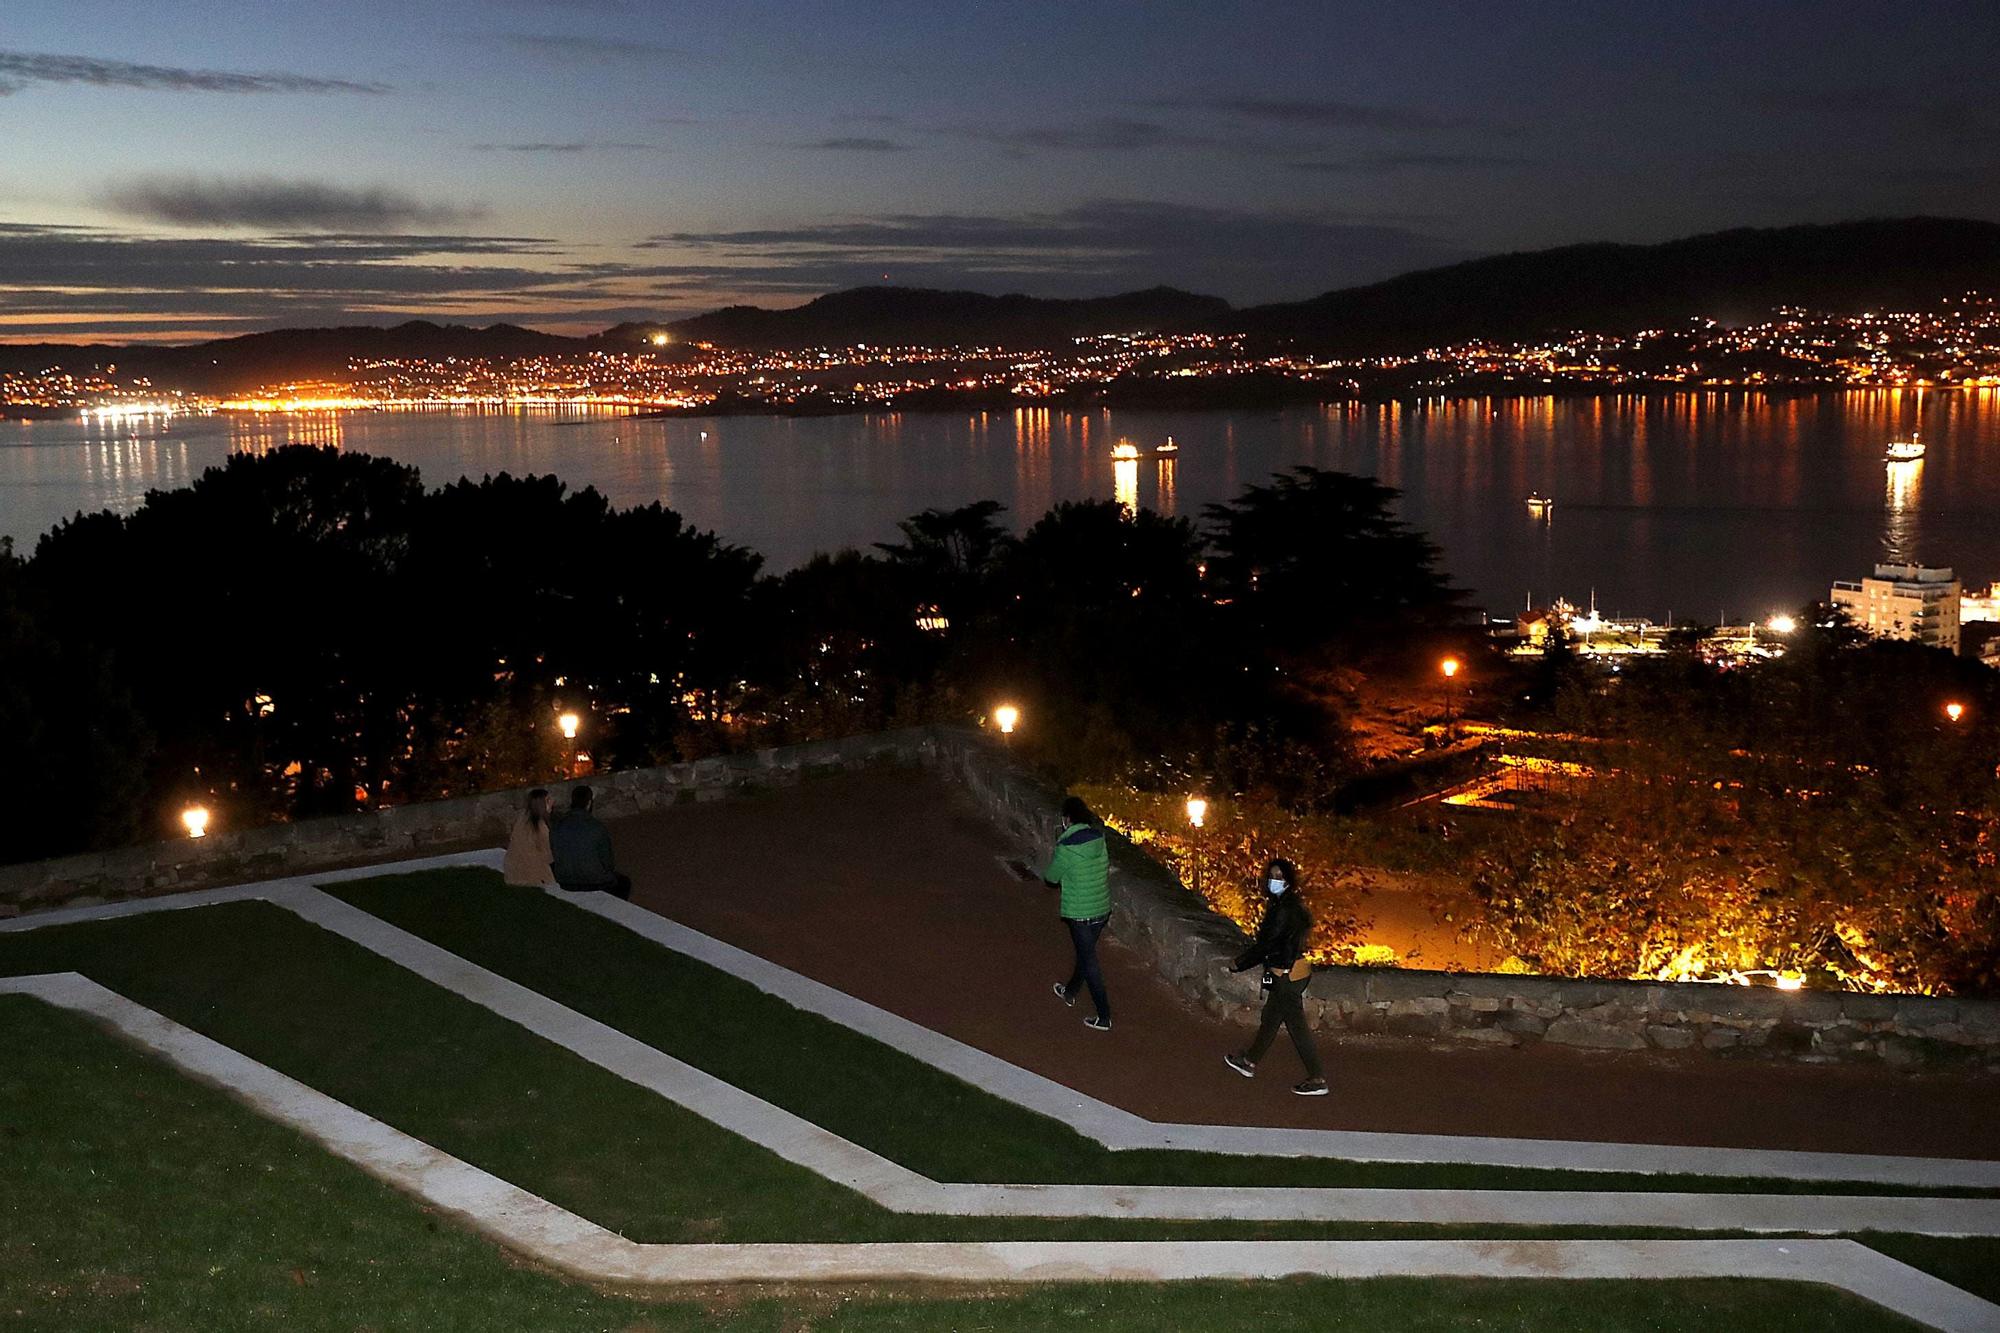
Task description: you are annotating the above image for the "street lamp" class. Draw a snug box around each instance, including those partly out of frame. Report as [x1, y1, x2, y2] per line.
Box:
[1439, 657, 1461, 740]
[1946, 701, 1966, 724]
[994, 704, 1020, 740]
[180, 806, 210, 839]
[558, 711, 581, 777]
[1185, 795, 1208, 893]
[1768, 614, 1797, 635]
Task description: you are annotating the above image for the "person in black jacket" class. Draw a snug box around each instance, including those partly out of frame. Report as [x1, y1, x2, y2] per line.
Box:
[1222, 858, 1328, 1096]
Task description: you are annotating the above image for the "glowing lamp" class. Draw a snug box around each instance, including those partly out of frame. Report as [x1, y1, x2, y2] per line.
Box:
[994, 705, 1020, 736]
[1185, 796, 1208, 829]
[1440, 657, 1461, 679]
[1767, 614, 1797, 634]
[558, 712, 581, 740]
[1774, 974, 1804, 992]
[1946, 702, 1966, 724]
[181, 806, 210, 839]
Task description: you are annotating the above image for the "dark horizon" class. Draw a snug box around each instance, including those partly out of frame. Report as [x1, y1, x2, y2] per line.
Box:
[5, 2, 2000, 343]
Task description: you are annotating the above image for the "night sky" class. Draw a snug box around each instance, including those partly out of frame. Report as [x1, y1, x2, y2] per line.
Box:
[4, 1, 1998, 341]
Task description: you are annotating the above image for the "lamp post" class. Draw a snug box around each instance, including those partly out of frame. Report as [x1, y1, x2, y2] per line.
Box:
[1439, 657, 1461, 741]
[1185, 795, 1207, 893]
[1945, 701, 1966, 725]
[558, 711, 581, 777]
[180, 805, 210, 839]
[994, 704, 1020, 747]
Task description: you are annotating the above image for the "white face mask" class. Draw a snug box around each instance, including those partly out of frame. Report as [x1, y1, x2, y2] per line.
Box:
[1267, 878, 1287, 895]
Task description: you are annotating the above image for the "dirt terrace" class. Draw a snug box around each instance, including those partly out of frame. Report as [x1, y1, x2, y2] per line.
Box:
[612, 766, 1998, 1159]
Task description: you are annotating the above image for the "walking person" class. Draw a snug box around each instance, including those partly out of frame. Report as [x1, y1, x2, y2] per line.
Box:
[1223, 858, 1328, 1095]
[1045, 795, 1112, 1031]
[502, 787, 557, 888]
[550, 785, 633, 900]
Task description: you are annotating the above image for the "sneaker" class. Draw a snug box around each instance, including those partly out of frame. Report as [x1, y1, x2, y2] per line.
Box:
[1223, 1052, 1256, 1079]
[1293, 1078, 1330, 1097]
[1052, 983, 1076, 1007]
[1083, 1015, 1112, 1032]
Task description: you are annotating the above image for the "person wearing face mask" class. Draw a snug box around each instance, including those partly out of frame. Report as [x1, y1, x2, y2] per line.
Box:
[1222, 858, 1327, 1096]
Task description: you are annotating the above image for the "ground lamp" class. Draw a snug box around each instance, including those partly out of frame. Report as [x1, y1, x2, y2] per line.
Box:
[180, 806, 210, 839]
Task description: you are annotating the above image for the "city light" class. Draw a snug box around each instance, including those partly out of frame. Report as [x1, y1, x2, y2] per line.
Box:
[1946, 701, 1966, 723]
[558, 712, 581, 740]
[180, 806, 210, 839]
[1185, 796, 1208, 828]
[994, 704, 1020, 736]
[1767, 614, 1797, 634]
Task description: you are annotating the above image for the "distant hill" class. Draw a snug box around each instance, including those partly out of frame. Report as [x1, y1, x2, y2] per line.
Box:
[1236, 217, 2000, 354]
[7, 218, 2000, 386]
[0, 321, 577, 394]
[664, 285, 1233, 349]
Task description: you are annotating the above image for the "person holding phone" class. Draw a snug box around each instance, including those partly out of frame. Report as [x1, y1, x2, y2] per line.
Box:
[1223, 858, 1328, 1095]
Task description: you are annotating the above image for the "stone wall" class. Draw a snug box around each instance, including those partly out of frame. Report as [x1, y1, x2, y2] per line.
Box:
[0, 729, 934, 917]
[923, 730, 2000, 1071]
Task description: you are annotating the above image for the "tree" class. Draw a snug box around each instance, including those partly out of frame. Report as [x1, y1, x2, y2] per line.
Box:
[0, 539, 154, 860]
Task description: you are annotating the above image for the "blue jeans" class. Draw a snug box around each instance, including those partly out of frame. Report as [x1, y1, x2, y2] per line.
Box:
[1063, 915, 1110, 1020]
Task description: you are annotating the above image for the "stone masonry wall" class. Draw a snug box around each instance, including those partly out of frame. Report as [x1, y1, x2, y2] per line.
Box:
[922, 730, 2000, 1071]
[0, 728, 935, 917]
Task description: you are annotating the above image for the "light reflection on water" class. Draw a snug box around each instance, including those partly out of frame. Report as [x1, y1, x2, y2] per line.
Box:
[5, 389, 1999, 618]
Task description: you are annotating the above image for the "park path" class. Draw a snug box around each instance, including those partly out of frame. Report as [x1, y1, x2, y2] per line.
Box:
[618, 766, 2000, 1159]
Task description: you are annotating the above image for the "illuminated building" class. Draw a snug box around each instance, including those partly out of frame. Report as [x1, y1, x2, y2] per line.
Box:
[1830, 564, 1962, 652]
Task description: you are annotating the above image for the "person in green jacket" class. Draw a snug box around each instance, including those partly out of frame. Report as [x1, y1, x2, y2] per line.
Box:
[1045, 794, 1113, 1030]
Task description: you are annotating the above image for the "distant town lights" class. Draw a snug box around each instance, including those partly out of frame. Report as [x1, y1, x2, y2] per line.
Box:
[993, 704, 1020, 736]
[181, 806, 210, 839]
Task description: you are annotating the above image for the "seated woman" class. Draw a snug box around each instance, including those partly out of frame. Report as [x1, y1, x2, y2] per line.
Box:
[502, 788, 556, 888]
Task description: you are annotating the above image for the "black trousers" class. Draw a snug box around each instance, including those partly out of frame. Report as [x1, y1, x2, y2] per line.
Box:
[1246, 974, 1323, 1079]
[1062, 915, 1110, 1020]
[559, 873, 632, 900]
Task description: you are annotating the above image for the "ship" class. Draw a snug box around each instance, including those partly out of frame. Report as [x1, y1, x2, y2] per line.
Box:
[1111, 441, 1142, 460]
[1885, 432, 1925, 462]
[1526, 492, 1553, 515]
[1154, 436, 1180, 456]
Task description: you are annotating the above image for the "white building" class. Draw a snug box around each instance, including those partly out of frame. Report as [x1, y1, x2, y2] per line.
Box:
[1830, 564, 1961, 653]
[1961, 581, 2000, 624]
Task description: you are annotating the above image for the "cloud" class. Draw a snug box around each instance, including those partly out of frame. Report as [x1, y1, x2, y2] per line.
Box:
[100, 177, 481, 231]
[951, 118, 1221, 155]
[642, 199, 1462, 302]
[498, 33, 680, 60]
[0, 48, 386, 96]
[795, 137, 910, 153]
[1148, 95, 1463, 132]
[471, 141, 656, 152]
[1292, 152, 1532, 174]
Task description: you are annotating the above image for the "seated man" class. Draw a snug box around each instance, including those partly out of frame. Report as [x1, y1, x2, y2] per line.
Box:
[549, 785, 632, 900]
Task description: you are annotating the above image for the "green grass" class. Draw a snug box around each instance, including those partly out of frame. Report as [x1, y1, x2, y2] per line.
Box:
[332, 869, 1994, 1199]
[0, 897, 1787, 1246]
[0, 994, 1924, 1333]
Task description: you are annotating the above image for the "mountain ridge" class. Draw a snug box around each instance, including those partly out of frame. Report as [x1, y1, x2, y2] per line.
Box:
[4, 217, 1998, 387]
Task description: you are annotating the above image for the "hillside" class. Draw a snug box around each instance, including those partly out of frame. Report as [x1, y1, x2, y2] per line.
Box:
[1236, 217, 2000, 353]
[663, 285, 1233, 349]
